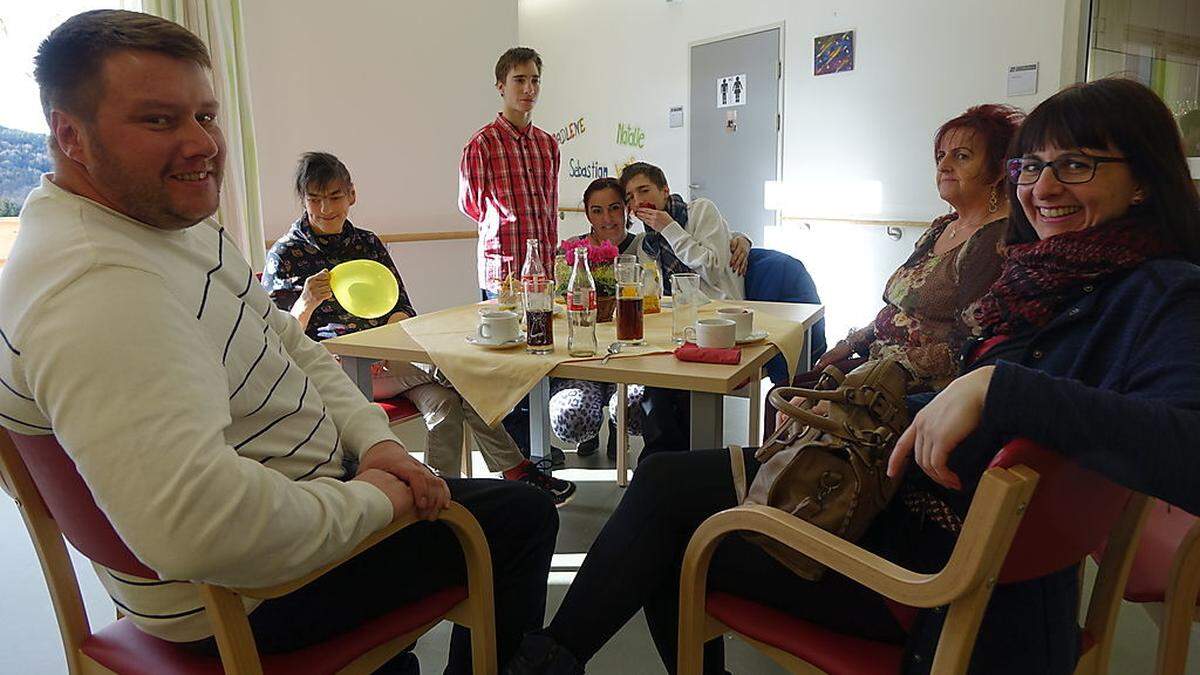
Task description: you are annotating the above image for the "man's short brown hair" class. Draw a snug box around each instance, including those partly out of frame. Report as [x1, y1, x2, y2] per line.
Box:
[494, 47, 542, 84]
[618, 162, 669, 192]
[33, 9, 211, 124]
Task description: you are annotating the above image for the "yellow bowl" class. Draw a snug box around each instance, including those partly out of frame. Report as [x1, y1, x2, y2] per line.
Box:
[329, 260, 400, 319]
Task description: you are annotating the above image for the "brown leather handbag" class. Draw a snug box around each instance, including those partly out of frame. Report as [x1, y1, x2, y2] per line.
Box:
[730, 357, 911, 580]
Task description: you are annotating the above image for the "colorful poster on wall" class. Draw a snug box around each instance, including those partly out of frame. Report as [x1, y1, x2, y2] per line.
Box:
[814, 30, 854, 76]
[716, 74, 747, 108]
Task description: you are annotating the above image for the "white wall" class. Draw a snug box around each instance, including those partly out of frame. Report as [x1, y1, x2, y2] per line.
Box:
[520, 0, 1076, 342]
[241, 0, 519, 310]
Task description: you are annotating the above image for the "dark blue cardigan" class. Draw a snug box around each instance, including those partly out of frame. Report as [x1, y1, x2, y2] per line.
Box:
[887, 257, 1200, 674]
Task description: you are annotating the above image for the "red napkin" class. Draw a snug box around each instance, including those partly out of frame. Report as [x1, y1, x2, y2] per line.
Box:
[674, 342, 741, 365]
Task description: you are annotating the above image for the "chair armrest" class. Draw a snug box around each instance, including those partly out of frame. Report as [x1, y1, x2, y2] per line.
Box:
[232, 502, 481, 600]
[682, 465, 1038, 608]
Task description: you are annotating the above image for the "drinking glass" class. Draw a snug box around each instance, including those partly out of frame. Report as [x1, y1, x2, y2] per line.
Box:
[615, 262, 645, 344]
[671, 273, 701, 345]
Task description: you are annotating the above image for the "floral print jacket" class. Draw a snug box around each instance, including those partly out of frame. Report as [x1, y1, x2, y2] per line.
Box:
[262, 215, 416, 340]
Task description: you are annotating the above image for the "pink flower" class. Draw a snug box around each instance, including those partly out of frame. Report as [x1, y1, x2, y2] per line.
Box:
[561, 237, 620, 266]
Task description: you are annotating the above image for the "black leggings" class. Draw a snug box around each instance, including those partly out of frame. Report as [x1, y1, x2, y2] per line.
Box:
[546, 448, 906, 673]
[187, 477, 558, 673]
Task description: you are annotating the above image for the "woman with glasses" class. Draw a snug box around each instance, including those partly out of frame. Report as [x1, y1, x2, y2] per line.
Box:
[814, 105, 1025, 391]
[507, 79, 1200, 675]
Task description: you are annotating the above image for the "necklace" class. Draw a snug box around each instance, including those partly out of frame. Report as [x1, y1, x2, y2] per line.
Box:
[945, 218, 973, 240]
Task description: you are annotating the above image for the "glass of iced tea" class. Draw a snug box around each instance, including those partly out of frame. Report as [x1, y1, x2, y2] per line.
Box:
[524, 277, 554, 354]
[615, 261, 644, 344]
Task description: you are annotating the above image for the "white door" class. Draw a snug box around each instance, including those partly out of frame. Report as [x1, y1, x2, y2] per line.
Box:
[689, 28, 781, 244]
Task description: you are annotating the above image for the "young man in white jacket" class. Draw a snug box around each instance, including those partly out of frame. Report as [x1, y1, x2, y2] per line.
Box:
[619, 162, 746, 455]
[0, 10, 555, 672]
[620, 162, 745, 301]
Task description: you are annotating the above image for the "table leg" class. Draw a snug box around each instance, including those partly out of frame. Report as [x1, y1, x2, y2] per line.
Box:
[748, 366, 762, 447]
[801, 325, 814, 372]
[689, 391, 724, 450]
[528, 377, 552, 465]
[616, 383, 629, 488]
[341, 356, 373, 398]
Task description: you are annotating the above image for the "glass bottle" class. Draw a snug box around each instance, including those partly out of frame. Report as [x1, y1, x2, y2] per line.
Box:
[567, 248, 598, 357]
[521, 238, 547, 286]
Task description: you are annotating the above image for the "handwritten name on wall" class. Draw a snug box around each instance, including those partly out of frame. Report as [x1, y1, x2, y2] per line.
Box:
[568, 158, 610, 179]
[554, 117, 587, 145]
[616, 123, 645, 148]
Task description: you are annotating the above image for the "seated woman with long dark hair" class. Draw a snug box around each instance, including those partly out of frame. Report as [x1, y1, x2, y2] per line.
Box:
[506, 78, 1200, 675]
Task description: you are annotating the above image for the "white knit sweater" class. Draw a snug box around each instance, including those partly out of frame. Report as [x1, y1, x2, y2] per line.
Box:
[0, 176, 395, 642]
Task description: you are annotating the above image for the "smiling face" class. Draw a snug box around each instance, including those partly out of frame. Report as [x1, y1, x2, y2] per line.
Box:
[585, 186, 627, 243]
[55, 50, 225, 230]
[934, 127, 994, 209]
[1016, 144, 1142, 239]
[496, 60, 540, 117]
[303, 180, 356, 235]
[623, 174, 670, 212]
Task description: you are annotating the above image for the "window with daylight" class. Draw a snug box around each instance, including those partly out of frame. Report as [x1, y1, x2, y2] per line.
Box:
[1085, 0, 1200, 159]
[0, 2, 139, 216]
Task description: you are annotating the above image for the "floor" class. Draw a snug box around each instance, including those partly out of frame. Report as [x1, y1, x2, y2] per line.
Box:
[1, 396, 1198, 673]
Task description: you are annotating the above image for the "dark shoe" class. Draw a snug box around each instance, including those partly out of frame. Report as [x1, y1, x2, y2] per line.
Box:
[576, 435, 599, 457]
[505, 632, 583, 675]
[606, 418, 619, 461]
[510, 460, 577, 507]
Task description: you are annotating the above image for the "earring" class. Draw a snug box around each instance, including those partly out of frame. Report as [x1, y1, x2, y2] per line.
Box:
[987, 185, 1000, 214]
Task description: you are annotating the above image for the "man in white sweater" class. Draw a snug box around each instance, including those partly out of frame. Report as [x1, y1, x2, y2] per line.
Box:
[619, 162, 746, 455]
[0, 10, 556, 671]
[620, 162, 745, 301]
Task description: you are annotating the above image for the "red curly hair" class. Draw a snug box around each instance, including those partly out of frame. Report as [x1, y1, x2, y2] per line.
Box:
[934, 104, 1026, 188]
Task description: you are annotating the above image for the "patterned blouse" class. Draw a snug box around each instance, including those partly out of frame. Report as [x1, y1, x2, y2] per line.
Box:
[262, 215, 416, 340]
[851, 213, 1006, 390]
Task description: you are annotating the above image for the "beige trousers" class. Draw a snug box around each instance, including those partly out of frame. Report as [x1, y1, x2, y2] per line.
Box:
[372, 361, 526, 477]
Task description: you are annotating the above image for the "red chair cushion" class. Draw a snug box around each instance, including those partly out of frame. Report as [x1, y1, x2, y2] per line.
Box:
[81, 585, 468, 674]
[376, 396, 422, 424]
[706, 591, 903, 675]
[1116, 500, 1198, 603]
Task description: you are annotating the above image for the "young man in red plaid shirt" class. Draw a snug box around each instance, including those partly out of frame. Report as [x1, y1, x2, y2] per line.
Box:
[459, 47, 562, 462]
[459, 47, 560, 300]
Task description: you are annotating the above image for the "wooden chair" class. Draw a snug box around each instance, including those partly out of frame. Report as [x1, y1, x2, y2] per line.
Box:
[678, 439, 1151, 674]
[1097, 499, 1200, 674]
[0, 429, 497, 674]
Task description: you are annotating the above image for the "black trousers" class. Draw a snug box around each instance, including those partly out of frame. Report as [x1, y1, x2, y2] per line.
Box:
[188, 477, 558, 673]
[546, 449, 906, 673]
[639, 387, 691, 457]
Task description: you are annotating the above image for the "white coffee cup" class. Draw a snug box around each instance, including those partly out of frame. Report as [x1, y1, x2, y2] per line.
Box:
[716, 307, 754, 340]
[477, 310, 519, 342]
[684, 318, 737, 349]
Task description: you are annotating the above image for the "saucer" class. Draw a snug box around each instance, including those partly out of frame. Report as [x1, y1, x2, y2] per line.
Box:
[735, 329, 769, 344]
[465, 332, 526, 349]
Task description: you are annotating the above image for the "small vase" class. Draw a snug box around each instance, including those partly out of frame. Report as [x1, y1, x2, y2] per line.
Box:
[596, 295, 616, 323]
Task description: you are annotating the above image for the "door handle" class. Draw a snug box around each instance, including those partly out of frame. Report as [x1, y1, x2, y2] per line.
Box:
[688, 183, 703, 190]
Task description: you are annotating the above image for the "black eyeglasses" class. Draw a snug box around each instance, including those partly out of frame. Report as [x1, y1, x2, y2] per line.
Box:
[1007, 155, 1129, 185]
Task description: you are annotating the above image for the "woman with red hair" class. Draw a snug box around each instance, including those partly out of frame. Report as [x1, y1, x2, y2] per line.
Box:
[817, 104, 1027, 390]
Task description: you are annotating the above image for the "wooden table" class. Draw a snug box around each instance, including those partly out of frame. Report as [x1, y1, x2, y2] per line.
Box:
[324, 300, 823, 485]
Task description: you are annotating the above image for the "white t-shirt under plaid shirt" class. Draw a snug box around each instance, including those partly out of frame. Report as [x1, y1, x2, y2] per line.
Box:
[459, 113, 560, 292]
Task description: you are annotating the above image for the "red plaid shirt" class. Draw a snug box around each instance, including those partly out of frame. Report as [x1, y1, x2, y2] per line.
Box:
[459, 113, 559, 291]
